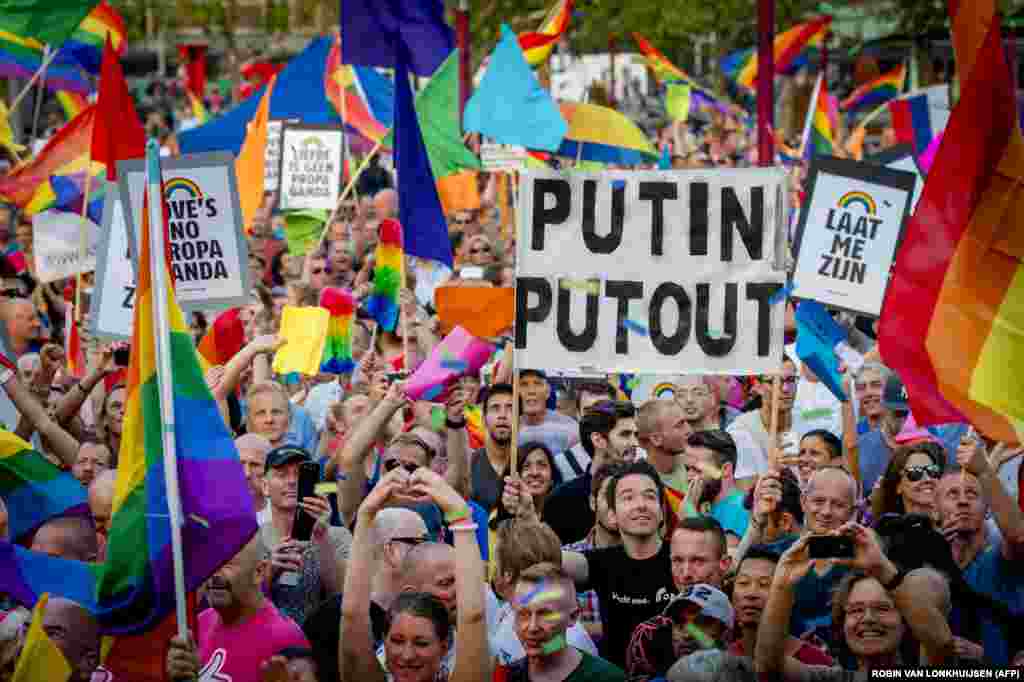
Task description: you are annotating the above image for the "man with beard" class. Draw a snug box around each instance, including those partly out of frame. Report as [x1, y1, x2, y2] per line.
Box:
[727, 357, 799, 487]
[41, 597, 102, 682]
[544, 401, 639, 544]
[669, 517, 730, 590]
[625, 583, 734, 681]
[675, 376, 723, 432]
[681, 430, 750, 545]
[167, 536, 310, 681]
[445, 383, 513, 513]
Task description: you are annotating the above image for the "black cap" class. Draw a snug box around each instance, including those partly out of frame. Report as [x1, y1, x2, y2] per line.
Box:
[882, 374, 909, 412]
[519, 369, 548, 381]
[264, 445, 312, 473]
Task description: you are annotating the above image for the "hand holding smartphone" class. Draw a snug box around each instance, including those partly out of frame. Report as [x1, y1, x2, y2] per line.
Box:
[291, 462, 322, 542]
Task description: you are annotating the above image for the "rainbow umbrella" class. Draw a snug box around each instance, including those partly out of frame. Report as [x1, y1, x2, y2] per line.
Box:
[556, 101, 658, 165]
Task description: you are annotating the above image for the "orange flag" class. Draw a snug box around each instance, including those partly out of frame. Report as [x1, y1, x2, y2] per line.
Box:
[437, 170, 480, 215]
[236, 76, 276, 233]
[435, 286, 514, 339]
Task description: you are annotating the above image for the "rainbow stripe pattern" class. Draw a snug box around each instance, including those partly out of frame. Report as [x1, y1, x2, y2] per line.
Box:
[841, 65, 905, 115]
[722, 16, 832, 91]
[633, 32, 691, 85]
[0, 144, 257, 633]
[56, 91, 89, 121]
[319, 287, 356, 374]
[56, 0, 126, 75]
[325, 35, 391, 145]
[0, 29, 91, 95]
[365, 218, 404, 333]
[837, 191, 876, 214]
[806, 79, 834, 158]
[518, 0, 573, 67]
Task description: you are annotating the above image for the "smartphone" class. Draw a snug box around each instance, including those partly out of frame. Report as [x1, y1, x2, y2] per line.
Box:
[291, 462, 321, 542]
[807, 535, 854, 560]
[114, 347, 130, 367]
[460, 266, 484, 280]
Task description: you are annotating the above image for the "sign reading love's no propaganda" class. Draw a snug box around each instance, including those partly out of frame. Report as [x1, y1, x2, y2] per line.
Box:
[118, 152, 251, 314]
[515, 169, 789, 375]
[278, 124, 345, 212]
[791, 156, 916, 317]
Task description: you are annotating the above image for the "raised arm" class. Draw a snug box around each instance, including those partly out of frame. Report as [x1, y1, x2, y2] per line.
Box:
[217, 335, 283, 401]
[442, 386, 471, 498]
[755, 535, 813, 675]
[960, 437, 1024, 560]
[1, 370, 79, 468]
[55, 345, 115, 438]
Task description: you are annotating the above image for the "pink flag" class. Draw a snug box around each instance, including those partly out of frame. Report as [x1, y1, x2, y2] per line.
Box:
[404, 326, 494, 401]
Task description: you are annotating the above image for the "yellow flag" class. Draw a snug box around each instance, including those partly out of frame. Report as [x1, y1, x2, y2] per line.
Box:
[272, 305, 329, 376]
[12, 594, 72, 682]
[235, 75, 276, 233]
[0, 100, 26, 157]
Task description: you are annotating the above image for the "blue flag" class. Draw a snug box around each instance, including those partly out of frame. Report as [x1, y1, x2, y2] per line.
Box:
[795, 300, 848, 402]
[339, 0, 453, 77]
[463, 24, 567, 152]
[395, 47, 453, 267]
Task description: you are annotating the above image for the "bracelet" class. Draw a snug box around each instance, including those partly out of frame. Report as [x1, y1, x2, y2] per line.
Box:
[444, 506, 471, 524]
[450, 523, 478, 533]
[445, 418, 466, 429]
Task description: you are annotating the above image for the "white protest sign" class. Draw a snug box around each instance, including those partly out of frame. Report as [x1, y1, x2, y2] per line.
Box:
[866, 144, 923, 212]
[515, 169, 788, 374]
[117, 152, 251, 314]
[481, 143, 528, 171]
[89, 184, 136, 340]
[791, 156, 916, 317]
[264, 118, 299, 194]
[278, 124, 345, 212]
[32, 211, 98, 283]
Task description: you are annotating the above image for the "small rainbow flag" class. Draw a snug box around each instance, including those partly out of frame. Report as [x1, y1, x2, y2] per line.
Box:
[518, 0, 573, 67]
[633, 32, 691, 85]
[803, 74, 834, 159]
[57, 0, 126, 74]
[365, 218, 404, 333]
[197, 308, 245, 367]
[841, 65, 905, 115]
[319, 287, 356, 375]
[325, 35, 391, 145]
[465, 403, 485, 450]
[721, 16, 832, 91]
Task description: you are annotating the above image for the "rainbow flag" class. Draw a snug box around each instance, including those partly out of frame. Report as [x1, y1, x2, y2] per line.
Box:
[879, 0, 1024, 444]
[64, 286, 85, 378]
[841, 65, 905, 115]
[56, 0, 126, 75]
[0, 145, 258, 633]
[802, 74, 834, 158]
[197, 308, 245, 367]
[633, 32, 691, 84]
[364, 218, 404, 333]
[0, 428, 88, 542]
[721, 16, 832, 91]
[56, 90, 89, 121]
[11, 594, 72, 682]
[465, 403, 485, 450]
[319, 287, 356, 374]
[325, 35, 391, 145]
[0, 29, 92, 94]
[518, 0, 573, 67]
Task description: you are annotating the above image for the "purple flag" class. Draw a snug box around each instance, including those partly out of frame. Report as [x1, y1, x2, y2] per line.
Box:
[339, 0, 453, 77]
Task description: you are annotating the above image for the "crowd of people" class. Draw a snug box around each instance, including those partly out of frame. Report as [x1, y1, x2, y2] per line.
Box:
[0, 42, 1017, 682]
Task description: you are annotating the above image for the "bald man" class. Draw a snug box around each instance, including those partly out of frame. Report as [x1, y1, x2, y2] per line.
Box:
[88, 470, 116, 561]
[43, 597, 101, 682]
[30, 517, 97, 562]
[235, 433, 272, 522]
[400, 542, 458, 620]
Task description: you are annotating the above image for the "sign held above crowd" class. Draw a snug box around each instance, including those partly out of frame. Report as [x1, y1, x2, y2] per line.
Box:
[89, 184, 135, 340]
[277, 123, 345, 212]
[515, 169, 788, 374]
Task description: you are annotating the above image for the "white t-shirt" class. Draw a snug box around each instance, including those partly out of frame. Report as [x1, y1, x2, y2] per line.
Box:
[791, 378, 844, 440]
[727, 410, 771, 479]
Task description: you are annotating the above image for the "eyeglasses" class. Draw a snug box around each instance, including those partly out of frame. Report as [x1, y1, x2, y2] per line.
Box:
[390, 536, 428, 547]
[469, 246, 491, 255]
[759, 376, 799, 387]
[903, 464, 941, 482]
[383, 459, 419, 474]
[452, 217, 474, 225]
[311, 267, 333, 275]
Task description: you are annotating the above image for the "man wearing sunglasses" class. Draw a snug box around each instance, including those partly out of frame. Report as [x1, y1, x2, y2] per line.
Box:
[726, 357, 799, 489]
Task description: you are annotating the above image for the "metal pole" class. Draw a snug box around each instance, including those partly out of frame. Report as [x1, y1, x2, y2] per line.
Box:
[456, 0, 470, 117]
[757, 0, 775, 167]
[144, 139, 190, 640]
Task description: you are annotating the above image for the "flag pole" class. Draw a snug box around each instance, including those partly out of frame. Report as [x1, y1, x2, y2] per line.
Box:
[757, 0, 775, 167]
[8, 45, 61, 115]
[144, 139, 190, 639]
[74, 171, 93, 321]
[798, 72, 823, 158]
[313, 139, 384, 252]
[30, 45, 50, 143]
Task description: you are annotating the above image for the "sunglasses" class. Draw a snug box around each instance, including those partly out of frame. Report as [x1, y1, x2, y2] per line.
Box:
[903, 464, 942, 482]
[311, 267, 333, 276]
[383, 459, 419, 474]
[390, 536, 428, 547]
[452, 217, 474, 225]
[469, 246, 491, 254]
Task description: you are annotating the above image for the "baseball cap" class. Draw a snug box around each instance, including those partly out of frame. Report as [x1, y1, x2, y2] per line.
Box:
[665, 583, 734, 630]
[264, 445, 312, 473]
[519, 369, 548, 381]
[882, 374, 909, 412]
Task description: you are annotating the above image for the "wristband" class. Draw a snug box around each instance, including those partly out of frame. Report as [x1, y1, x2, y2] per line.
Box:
[444, 506, 471, 524]
[451, 523, 478, 533]
[445, 418, 466, 429]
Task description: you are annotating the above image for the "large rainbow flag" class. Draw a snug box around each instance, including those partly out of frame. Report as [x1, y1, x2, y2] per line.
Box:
[518, 0, 573, 67]
[841, 65, 905, 114]
[879, 0, 1024, 443]
[721, 16, 832, 91]
[55, 0, 125, 74]
[325, 35, 391, 145]
[0, 144, 258, 632]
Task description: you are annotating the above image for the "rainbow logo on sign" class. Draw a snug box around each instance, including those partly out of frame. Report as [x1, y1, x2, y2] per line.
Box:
[164, 177, 203, 200]
[837, 190, 876, 215]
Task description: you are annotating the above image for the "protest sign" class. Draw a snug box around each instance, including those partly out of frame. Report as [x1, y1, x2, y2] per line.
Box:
[89, 184, 136, 340]
[118, 152, 251, 314]
[792, 156, 916, 317]
[480, 143, 528, 171]
[867, 144, 923, 212]
[264, 118, 299, 194]
[515, 169, 788, 374]
[278, 123, 345, 212]
[31, 211, 98, 283]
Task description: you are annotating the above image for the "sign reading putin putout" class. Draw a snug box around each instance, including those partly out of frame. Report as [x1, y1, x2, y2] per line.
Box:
[792, 156, 916, 317]
[118, 152, 251, 313]
[515, 169, 788, 374]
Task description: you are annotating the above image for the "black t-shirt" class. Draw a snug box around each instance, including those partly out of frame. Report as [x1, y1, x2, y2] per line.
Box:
[543, 472, 594, 545]
[580, 541, 677, 668]
[470, 448, 502, 513]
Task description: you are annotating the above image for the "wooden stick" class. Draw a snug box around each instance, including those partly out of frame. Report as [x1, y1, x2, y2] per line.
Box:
[510, 367, 520, 473]
[313, 139, 383, 250]
[75, 171, 93, 322]
[8, 45, 60, 115]
[768, 374, 781, 469]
